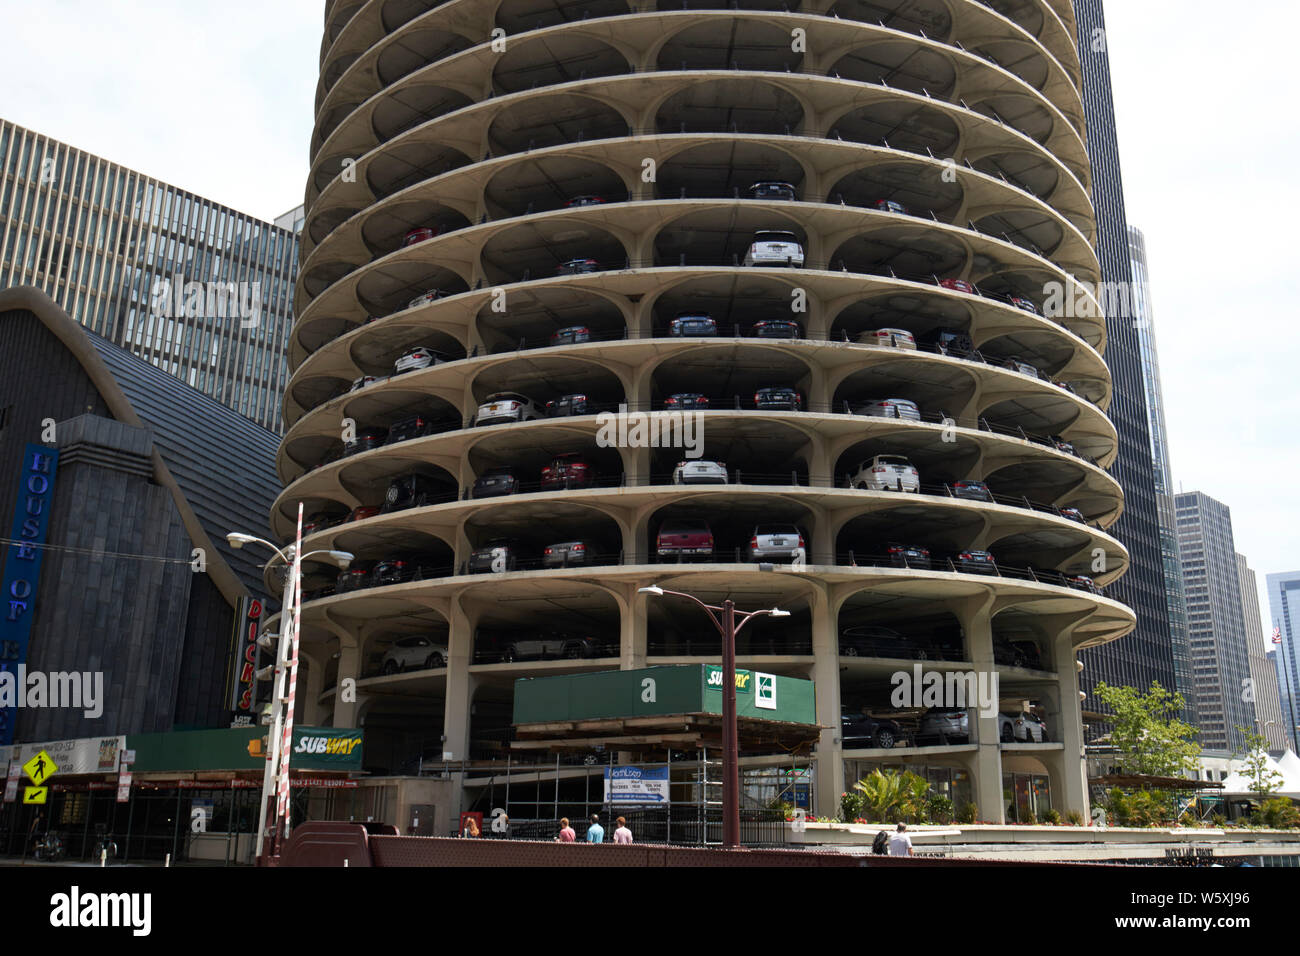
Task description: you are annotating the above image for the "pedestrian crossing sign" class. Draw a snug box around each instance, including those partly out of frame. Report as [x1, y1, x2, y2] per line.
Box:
[22, 750, 58, 786]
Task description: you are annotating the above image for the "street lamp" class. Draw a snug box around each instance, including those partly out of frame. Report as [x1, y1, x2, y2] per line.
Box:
[638, 585, 789, 848]
[227, 517, 352, 863]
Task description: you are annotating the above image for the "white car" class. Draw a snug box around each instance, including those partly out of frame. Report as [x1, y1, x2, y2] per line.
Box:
[855, 398, 921, 421]
[381, 635, 448, 675]
[476, 392, 544, 426]
[350, 375, 384, 392]
[407, 290, 443, 310]
[393, 346, 445, 375]
[858, 328, 917, 349]
[742, 230, 804, 268]
[1001, 356, 1039, 378]
[999, 711, 1048, 743]
[850, 454, 920, 493]
[673, 460, 728, 485]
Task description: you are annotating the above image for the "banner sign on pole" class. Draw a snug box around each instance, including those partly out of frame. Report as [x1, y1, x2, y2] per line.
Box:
[603, 766, 670, 804]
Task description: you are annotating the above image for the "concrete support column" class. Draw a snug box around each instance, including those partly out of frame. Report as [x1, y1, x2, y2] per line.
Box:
[622, 585, 648, 668]
[952, 592, 1004, 823]
[811, 585, 843, 817]
[331, 642, 364, 728]
[442, 595, 477, 761]
[299, 650, 328, 725]
[1051, 630, 1090, 821]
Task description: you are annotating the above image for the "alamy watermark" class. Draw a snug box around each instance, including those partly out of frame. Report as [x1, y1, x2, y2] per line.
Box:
[0, 667, 103, 719]
[595, 404, 704, 457]
[890, 664, 999, 717]
[150, 273, 262, 328]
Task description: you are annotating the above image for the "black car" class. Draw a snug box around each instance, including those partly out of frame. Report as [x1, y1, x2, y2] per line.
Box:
[754, 386, 803, 411]
[887, 543, 931, 570]
[550, 325, 590, 346]
[951, 480, 993, 502]
[557, 258, 599, 275]
[748, 181, 797, 201]
[382, 473, 444, 512]
[546, 393, 590, 417]
[751, 319, 803, 338]
[664, 392, 708, 410]
[336, 563, 376, 593]
[372, 559, 418, 587]
[344, 427, 388, 456]
[923, 328, 975, 356]
[669, 313, 717, 337]
[841, 713, 903, 750]
[468, 540, 520, 574]
[386, 414, 432, 445]
[472, 468, 520, 498]
[542, 540, 601, 568]
[953, 550, 998, 575]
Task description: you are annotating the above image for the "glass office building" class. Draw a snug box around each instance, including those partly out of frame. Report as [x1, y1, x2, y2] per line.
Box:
[0, 118, 298, 431]
[1267, 571, 1300, 750]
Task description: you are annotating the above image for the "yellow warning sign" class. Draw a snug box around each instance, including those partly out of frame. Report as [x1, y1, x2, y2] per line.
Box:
[22, 750, 58, 786]
[23, 786, 47, 804]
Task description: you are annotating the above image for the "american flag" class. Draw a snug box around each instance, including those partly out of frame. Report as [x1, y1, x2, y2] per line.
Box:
[1273, 625, 1283, 644]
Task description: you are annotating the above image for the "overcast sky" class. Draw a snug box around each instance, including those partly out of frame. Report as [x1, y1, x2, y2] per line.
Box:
[0, 1, 1295, 643]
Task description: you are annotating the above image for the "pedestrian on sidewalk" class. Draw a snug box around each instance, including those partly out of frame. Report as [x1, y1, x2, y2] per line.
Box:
[557, 818, 576, 842]
[614, 816, 633, 844]
[887, 822, 913, 857]
[586, 814, 605, 843]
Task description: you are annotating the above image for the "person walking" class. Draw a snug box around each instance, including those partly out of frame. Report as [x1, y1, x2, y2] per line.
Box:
[557, 817, 576, 842]
[461, 815, 480, 838]
[586, 814, 604, 843]
[613, 816, 633, 844]
[887, 822, 913, 857]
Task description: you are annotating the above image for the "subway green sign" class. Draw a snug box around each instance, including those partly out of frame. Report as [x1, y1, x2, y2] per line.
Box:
[125, 726, 363, 772]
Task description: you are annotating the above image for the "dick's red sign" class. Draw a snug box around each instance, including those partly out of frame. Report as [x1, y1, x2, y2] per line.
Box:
[229, 597, 263, 725]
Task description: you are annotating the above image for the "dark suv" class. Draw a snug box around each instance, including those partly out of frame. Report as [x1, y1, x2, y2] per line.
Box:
[841, 713, 903, 749]
[472, 467, 520, 498]
[951, 480, 993, 502]
[546, 393, 590, 417]
[344, 427, 388, 456]
[923, 328, 975, 356]
[386, 414, 433, 445]
[468, 540, 520, 574]
[382, 473, 444, 512]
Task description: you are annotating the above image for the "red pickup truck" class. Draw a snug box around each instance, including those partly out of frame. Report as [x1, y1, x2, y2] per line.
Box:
[657, 520, 714, 561]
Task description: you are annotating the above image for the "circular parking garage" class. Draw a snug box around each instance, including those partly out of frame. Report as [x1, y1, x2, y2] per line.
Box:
[285, 0, 1127, 827]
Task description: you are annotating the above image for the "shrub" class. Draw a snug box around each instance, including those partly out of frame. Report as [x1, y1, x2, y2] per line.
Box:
[1260, 798, 1300, 829]
[1043, 809, 1062, 825]
[1066, 810, 1083, 826]
[1021, 809, 1038, 825]
[1211, 812, 1226, 828]
[840, 790, 865, 823]
[956, 801, 979, 824]
[926, 795, 954, 825]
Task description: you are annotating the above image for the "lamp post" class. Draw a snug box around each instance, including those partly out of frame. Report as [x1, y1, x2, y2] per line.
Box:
[638, 585, 788, 848]
[227, 511, 352, 863]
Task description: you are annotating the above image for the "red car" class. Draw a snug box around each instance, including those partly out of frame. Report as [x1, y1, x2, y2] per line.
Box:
[344, 505, 382, 523]
[404, 226, 438, 246]
[938, 278, 978, 295]
[540, 453, 591, 490]
[657, 520, 714, 560]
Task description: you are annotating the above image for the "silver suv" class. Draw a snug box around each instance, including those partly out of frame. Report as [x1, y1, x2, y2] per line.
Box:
[746, 524, 806, 563]
[743, 230, 804, 267]
[849, 455, 920, 493]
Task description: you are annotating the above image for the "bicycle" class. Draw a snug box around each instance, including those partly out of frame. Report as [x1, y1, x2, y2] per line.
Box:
[93, 830, 119, 864]
[32, 831, 66, 862]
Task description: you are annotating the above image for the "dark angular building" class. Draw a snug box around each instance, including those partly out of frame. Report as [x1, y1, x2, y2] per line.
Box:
[1073, 0, 1178, 721]
[0, 286, 279, 742]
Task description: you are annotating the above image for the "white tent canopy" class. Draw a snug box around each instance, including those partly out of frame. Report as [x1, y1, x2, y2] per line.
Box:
[1219, 750, 1300, 797]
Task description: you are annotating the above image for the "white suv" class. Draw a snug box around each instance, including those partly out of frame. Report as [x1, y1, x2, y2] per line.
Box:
[850, 454, 920, 493]
[381, 635, 449, 675]
[743, 230, 804, 268]
[673, 460, 728, 484]
[476, 392, 544, 425]
[855, 398, 921, 421]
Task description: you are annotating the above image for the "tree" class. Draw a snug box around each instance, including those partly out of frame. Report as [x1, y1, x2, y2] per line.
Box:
[1235, 726, 1282, 799]
[1094, 681, 1201, 777]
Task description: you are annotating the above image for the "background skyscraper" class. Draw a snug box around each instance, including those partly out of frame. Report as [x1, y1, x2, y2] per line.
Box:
[1237, 553, 1290, 751]
[1267, 570, 1300, 750]
[1073, 1, 1177, 721]
[1175, 491, 1255, 754]
[0, 118, 298, 431]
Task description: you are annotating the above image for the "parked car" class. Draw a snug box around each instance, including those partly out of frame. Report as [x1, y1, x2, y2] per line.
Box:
[557, 258, 600, 275]
[565, 195, 606, 207]
[382, 473, 444, 512]
[403, 226, 438, 246]
[1059, 507, 1086, 523]
[849, 455, 919, 493]
[393, 346, 446, 375]
[540, 453, 591, 490]
[923, 328, 975, 355]
[672, 459, 728, 484]
[381, 635, 448, 674]
[1050, 435, 1077, 455]
[343, 426, 388, 456]
[953, 549, 998, 575]
[1008, 295, 1039, 315]
[839, 624, 917, 659]
[743, 230, 804, 267]
[550, 325, 590, 346]
[664, 392, 708, 410]
[750, 319, 802, 338]
[1000, 356, 1039, 378]
[748, 181, 797, 201]
[1000, 712, 1048, 743]
[858, 328, 916, 349]
[476, 392, 544, 425]
[350, 375, 382, 392]
[301, 512, 341, 536]
[951, 479, 993, 502]
[542, 540, 601, 568]
[754, 386, 803, 411]
[746, 524, 805, 563]
[841, 713, 903, 749]
[919, 709, 970, 744]
[386, 414, 433, 445]
[668, 313, 718, 337]
[372, 559, 417, 587]
[546, 393, 590, 417]
[471, 467, 520, 498]
[344, 506, 381, 523]
[855, 398, 921, 421]
[336, 564, 375, 593]
[656, 520, 714, 560]
[938, 278, 978, 295]
[872, 198, 909, 215]
[501, 633, 609, 663]
[407, 289, 444, 310]
[468, 540, 520, 574]
[1066, 574, 1101, 594]
[887, 543, 931, 570]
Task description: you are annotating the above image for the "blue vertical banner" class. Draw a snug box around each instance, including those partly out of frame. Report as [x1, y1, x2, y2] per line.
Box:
[0, 445, 60, 745]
